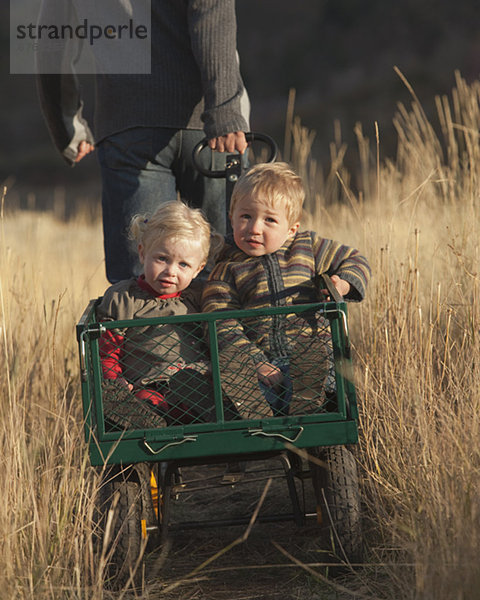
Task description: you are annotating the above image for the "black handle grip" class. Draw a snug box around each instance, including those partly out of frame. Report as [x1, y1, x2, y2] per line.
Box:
[192, 132, 278, 178]
[316, 273, 344, 303]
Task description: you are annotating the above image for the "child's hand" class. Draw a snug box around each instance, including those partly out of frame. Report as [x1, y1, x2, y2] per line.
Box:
[320, 275, 351, 299]
[257, 362, 284, 388]
[116, 377, 133, 392]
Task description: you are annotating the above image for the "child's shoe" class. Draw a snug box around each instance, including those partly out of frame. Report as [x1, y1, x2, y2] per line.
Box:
[101, 379, 167, 429]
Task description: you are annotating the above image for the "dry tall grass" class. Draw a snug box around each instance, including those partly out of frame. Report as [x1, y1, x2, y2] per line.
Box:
[297, 70, 480, 599]
[1, 71, 479, 598]
[0, 204, 108, 598]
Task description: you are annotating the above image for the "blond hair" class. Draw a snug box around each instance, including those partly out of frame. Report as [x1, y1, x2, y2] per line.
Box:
[129, 201, 214, 264]
[229, 162, 305, 225]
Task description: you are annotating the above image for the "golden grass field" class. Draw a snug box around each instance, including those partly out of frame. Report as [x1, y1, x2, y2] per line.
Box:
[1, 72, 479, 598]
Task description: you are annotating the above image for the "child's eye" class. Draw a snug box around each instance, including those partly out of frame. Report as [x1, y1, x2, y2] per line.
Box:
[179, 262, 190, 269]
[240, 213, 251, 220]
[265, 217, 277, 224]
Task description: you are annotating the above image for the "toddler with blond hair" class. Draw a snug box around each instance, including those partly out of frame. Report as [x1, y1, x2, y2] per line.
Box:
[97, 201, 218, 427]
[202, 162, 371, 418]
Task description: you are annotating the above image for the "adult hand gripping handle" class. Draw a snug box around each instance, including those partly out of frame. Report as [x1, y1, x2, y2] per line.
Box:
[192, 132, 278, 178]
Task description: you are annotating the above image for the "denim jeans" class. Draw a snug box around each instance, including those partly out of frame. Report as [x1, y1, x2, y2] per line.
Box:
[97, 127, 229, 283]
[259, 358, 292, 416]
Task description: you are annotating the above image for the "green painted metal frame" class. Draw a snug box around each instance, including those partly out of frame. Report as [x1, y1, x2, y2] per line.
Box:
[76, 299, 359, 466]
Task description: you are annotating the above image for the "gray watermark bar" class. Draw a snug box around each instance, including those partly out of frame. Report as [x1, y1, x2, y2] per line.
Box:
[10, 0, 151, 74]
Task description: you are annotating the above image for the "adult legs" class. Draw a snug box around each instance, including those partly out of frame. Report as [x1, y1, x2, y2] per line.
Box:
[171, 129, 228, 236]
[98, 127, 230, 283]
[97, 127, 178, 283]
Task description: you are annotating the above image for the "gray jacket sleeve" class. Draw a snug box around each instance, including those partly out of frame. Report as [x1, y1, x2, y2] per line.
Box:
[188, 0, 250, 138]
[35, 0, 94, 165]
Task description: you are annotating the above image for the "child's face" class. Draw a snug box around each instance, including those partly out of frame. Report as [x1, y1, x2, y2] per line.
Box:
[230, 196, 299, 257]
[138, 237, 205, 295]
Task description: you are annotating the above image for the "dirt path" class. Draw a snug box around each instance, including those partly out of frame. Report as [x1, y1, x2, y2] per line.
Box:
[142, 458, 350, 600]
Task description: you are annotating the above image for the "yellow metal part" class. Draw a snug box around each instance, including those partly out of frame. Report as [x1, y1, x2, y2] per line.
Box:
[141, 519, 147, 539]
[150, 469, 159, 519]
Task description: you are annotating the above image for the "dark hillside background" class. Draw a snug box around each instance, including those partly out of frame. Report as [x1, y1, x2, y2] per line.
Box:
[1, 0, 479, 208]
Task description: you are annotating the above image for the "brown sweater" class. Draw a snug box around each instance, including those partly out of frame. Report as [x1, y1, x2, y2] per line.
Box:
[97, 277, 207, 385]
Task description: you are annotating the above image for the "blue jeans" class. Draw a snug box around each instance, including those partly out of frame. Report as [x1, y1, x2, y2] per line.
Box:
[259, 358, 292, 415]
[97, 127, 228, 283]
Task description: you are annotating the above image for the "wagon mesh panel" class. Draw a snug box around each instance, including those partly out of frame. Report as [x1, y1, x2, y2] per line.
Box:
[95, 308, 336, 433]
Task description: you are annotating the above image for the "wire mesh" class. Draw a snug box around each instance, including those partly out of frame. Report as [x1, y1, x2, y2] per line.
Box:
[91, 306, 338, 433]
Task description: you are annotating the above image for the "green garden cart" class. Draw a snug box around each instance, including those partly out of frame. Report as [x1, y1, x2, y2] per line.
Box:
[76, 134, 363, 588]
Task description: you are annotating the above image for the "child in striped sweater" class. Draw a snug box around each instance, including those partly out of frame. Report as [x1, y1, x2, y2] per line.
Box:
[201, 162, 370, 418]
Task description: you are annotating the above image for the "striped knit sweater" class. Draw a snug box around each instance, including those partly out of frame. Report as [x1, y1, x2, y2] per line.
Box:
[201, 231, 370, 363]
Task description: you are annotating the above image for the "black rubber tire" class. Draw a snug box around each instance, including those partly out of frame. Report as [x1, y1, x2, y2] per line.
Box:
[98, 464, 157, 590]
[310, 445, 362, 565]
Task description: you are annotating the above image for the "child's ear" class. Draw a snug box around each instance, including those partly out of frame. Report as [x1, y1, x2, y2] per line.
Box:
[194, 262, 206, 278]
[289, 222, 300, 236]
[138, 243, 145, 264]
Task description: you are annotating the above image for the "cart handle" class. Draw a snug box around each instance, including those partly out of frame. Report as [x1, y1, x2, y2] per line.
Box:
[317, 273, 344, 303]
[192, 132, 278, 178]
[248, 426, 304, 444]
[143, 435, 198, 455]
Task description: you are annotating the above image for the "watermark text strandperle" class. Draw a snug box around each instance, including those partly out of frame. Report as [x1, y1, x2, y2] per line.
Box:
[16, 19, 148, 46]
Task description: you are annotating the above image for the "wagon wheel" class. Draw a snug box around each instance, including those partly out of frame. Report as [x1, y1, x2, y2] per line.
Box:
[97, 463, 158, 590]
[310, 445, 362, 565]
